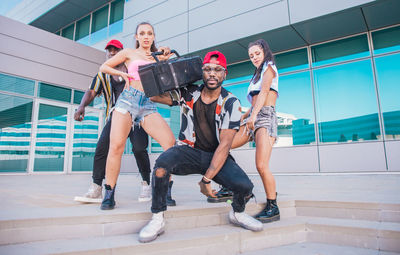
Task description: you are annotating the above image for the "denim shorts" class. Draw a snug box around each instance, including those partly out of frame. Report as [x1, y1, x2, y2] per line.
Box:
[114, 86, 157, 126]
[243, 106, 278, 141]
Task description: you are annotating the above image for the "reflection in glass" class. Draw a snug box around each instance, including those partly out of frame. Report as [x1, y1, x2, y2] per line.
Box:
[275, 48, 309, 74]
[312, 34, 370, 67]
[0, 73, 35, 96]
[34, 104, 67, 171]
[38, 82, 71, 103]
[276, 71, 315, 146]
[72, 110, 99, 171]
[313, 60, 380, 143]
[372, 26, 400, 55]
[0, 94, 33, 172]
[374, 53, 400, 140]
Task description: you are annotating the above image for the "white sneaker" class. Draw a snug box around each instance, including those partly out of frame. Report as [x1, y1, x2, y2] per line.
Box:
[138, 212, 165, 243]
[228, 210, 263, 232]
[138, 181, 151, 202]
[74, 183, 102, 203]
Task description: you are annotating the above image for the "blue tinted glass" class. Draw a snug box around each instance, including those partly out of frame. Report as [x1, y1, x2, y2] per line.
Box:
[312, 34, 370, 67]
[0, 73, 35, 96]
[109, 20, 123, 36]
[39, 82, 71, 103]
[90, 27, 108, 45]
[224, 82, 251, 108]
[276, 71, 315, 146]
[374, 53, 400, 140]
[313, 60, 380, 143]
[149, 106, 174, 153]
[0, 94, 33, 172]
[372, 26, 400, 55]
[275, 48, 309, 74]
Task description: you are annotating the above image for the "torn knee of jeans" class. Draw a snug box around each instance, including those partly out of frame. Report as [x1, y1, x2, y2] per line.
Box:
[155, 168, 166, 178]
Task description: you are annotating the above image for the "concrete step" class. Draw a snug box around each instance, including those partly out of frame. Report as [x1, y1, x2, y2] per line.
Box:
[296, 200, 400, 223]
[1, 215, 399, 255]
[0, 200, 296, 245]
[241, 242, 400, 255]
[0, 218, 307, 255]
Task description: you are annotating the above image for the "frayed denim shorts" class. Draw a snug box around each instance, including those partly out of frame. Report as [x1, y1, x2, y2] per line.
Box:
[243, 105, 278, 142]
[114, 86, 157, 126]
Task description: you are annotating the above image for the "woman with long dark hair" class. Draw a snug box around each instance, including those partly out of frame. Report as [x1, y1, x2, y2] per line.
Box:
[98, 22, 176, 210]
[232, 39, 280, 223]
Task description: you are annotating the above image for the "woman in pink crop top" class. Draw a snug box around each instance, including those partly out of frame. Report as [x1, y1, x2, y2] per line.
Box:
[231, 39, 281, 223]
[98, 22, 176, 209]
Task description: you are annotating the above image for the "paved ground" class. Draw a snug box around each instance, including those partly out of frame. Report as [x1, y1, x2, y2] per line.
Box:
[1, 172, 400, 221]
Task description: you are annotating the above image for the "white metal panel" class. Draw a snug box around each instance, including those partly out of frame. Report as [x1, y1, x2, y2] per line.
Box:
[188, 0, 282, 30]
[385, 140, 400, 172]
[288, 0, 374, 24]
[0, 16, 104, 65]
[188, 1, 289, 52]
[154, 12, 188, 42]
[158, 33, 189, 55]
[319, 142, 387, 172]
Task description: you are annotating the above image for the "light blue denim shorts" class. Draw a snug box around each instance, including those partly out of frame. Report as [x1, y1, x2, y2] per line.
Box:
[114, 86, 157, 126]
[242, 106, 278, 142]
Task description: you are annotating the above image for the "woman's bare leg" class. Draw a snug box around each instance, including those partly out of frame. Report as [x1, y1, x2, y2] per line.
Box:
[254, 128, 276, 199]
[141, 112, 175, 150]
[105, 111, 132, 188]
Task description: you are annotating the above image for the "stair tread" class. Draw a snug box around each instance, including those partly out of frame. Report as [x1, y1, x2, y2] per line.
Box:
[241, 242, 400, 255]
[0, 217, 306, 255]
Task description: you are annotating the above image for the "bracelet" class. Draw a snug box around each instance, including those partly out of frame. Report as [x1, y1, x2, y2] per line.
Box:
[203, 175, 212, 182]
[201, 178, 211, 184]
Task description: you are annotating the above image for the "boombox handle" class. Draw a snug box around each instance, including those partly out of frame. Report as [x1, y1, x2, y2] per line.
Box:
[151, 50, 180, 63]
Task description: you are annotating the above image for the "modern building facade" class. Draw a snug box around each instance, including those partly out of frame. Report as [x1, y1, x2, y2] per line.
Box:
[1, 0, 399, 174]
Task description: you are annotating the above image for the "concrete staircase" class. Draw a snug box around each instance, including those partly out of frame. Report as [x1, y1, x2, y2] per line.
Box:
[0, 200, 399, 255]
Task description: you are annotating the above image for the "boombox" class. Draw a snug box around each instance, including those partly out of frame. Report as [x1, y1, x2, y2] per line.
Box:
[139, 50, 202, 97]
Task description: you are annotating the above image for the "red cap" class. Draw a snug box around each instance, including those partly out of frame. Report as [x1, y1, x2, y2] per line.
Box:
[203, 51, 227, 70]
[105, 39, 123, 50]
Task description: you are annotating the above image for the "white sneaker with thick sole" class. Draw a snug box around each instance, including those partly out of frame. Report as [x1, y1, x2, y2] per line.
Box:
[138, 181, 151, 202]
[138, 212, 165, 243]
[228, 210, 263, 232]
[74, 183, 102, 203]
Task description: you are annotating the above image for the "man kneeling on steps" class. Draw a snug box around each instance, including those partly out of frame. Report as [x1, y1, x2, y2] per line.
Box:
[138, 51, 263, 243]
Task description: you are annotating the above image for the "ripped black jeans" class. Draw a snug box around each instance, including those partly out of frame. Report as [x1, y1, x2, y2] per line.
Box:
[151, 145, 254, 213]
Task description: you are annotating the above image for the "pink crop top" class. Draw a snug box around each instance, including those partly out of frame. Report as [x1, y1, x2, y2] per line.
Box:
[127, 59, 152, 81]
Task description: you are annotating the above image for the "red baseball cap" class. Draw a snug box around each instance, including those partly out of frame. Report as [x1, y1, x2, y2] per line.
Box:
[105, 39, 123, 50]
[203, 51, 227, 70]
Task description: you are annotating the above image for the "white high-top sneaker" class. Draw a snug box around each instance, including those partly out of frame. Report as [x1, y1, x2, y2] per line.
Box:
[138, 181, 152, 202]
[228, 210, 263, 232]
[74, 183, 102, 203]
[138, 212, 165, 243]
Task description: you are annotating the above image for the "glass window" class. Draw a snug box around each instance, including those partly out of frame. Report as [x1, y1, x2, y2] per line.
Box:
[73, 90, 93, 107]
[275, 48, 308, 74]
[72, 110, 100, 171]
[372, 26, 400, 55]
[313, 59, 380, 143]
[91, 6, 108, 45]
[61, 24, 74, 40]
[34, 104, 68, 172]
[0, 94, 33, 172]
[276, 71, 315, 146]
[226, 61, 254, 80]
[110, 0, 124, 24]
[312, 34, 370, 67]
[224, 82, 251, 108]
[75, 15, 90, 45]
[374, 53, 400, 140]
[0, 73, 35, 96]
[109, 0, 124, 36]
[38, 82, 71, 103]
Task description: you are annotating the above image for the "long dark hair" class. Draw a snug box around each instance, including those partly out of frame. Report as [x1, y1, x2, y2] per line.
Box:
[249, 39, 274, 83]
[135, 22, 158, 52]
